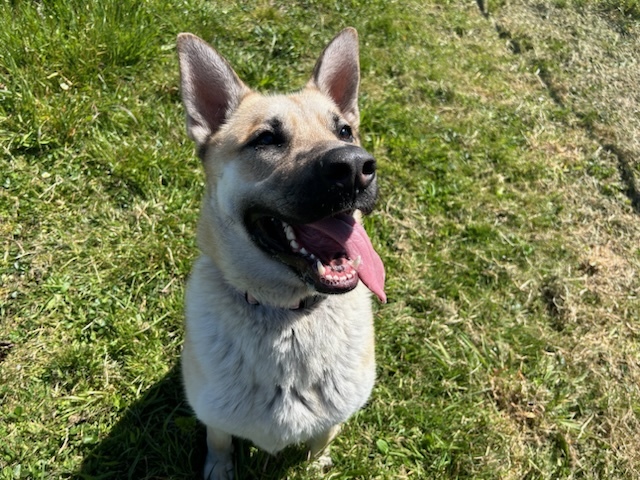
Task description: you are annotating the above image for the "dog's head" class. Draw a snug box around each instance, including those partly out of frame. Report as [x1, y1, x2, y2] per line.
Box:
[178, 28, 385, 306]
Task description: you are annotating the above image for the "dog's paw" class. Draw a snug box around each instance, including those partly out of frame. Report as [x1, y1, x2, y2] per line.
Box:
[315, 451, 334, 470]
[203, 450, 234, 480]
[306, 451, 333, 476]
[306, 424, 340, 474]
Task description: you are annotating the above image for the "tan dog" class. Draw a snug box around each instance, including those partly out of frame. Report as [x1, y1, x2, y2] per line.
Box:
[177, 28, 386, 479]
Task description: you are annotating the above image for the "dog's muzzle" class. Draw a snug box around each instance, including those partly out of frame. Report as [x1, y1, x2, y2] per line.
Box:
[244, 145, 385, 301]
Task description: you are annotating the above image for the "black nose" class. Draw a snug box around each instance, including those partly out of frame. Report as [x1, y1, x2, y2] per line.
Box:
[318, 145, 376, 193]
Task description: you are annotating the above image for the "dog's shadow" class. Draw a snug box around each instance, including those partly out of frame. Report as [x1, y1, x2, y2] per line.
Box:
[77, 363, 306, 479]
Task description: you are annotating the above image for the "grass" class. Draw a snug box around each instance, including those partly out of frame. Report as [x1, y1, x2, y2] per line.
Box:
[2, 0, 640, 478]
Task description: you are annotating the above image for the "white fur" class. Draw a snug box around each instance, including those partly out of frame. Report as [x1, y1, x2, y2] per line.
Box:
[183, 255, 376, 454]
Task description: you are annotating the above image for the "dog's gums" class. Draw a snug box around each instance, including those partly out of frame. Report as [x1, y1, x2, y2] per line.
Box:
[287, 220, 362, 289]
[248, 214, 359, 294]
[248, 212, 386, 302]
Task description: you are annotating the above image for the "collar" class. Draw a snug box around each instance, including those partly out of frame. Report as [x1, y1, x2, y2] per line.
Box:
[244, 292, 324, 310]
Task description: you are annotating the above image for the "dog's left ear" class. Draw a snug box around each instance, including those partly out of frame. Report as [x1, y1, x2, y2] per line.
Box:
[308, 28, 360, 128]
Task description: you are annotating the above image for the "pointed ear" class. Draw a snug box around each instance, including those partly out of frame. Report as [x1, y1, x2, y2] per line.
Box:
[177, 33, 250, 146]
[307, 28, 361, 128]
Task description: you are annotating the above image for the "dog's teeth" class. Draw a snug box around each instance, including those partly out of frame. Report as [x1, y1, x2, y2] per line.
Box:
[352, 255, 362, 270]
[290, 240, 300, 251]
[299, 247, 308, 255]
[316, 260, 326, 276]
[284, 225, 296, 241]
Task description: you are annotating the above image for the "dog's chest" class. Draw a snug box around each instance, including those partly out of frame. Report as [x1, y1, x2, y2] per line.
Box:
[208, 306, 371, 419]
[183, 272, 375, 452]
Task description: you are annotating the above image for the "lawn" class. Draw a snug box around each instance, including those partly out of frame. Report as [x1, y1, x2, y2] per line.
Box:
[2, 0, 640, 478]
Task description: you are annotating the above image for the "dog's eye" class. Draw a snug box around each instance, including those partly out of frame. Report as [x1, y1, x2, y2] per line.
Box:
[338, 125, 353, 142]
[252, 131, 284, 149]
[256, 132, 276, 146]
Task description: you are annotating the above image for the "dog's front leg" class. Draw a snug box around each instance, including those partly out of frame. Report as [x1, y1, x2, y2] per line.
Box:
[204, 427, 234, 480]
[307, 424, 342, 471]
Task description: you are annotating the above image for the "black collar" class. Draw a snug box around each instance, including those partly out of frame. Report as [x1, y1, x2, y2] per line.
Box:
[244, 291, 324, 310]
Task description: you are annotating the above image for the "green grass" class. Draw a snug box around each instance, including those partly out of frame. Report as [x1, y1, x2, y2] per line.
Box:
[2, 0, 640, 478]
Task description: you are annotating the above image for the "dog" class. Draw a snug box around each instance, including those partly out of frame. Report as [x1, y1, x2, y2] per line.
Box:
[177, 27, 386, 479]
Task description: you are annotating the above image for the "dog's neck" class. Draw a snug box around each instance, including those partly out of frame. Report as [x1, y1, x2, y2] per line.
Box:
[244, 291, 323, 310]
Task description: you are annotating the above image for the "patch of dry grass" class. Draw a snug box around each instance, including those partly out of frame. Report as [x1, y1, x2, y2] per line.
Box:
[478, 2, 640, 476]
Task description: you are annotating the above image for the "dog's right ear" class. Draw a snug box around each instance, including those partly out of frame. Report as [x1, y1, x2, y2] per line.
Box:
[177, 33, 250, 146]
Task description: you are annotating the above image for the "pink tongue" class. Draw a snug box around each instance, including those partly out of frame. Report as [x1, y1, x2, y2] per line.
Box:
[304, 214, 386, 303]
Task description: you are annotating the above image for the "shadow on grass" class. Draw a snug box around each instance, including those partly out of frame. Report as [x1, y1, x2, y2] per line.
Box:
[607, 143, 640, 214]
[77, 363, 202, 479]
[77, 362, 308, 479]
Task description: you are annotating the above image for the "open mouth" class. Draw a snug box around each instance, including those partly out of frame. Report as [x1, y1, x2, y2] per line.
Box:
[247, 212, 386, 302]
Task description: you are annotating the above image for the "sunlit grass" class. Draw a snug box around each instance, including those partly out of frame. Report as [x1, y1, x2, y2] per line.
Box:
[2, 0, 640, 478]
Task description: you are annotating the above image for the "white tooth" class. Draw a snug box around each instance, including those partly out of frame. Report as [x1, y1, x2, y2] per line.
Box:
[299, 247, 308, 255]
[290, 240, 299, 251]
[347, 272, 354, 279]
[285, 225, 295, 241]
[352, 256, 362, 270]
[316, 261, 326, 276]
